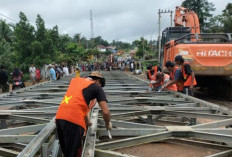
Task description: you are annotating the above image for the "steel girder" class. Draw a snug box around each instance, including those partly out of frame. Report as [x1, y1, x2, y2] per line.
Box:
[0, 75, 73, 157]
[0, 71, 232, 157]
[88, 71, 232, 157]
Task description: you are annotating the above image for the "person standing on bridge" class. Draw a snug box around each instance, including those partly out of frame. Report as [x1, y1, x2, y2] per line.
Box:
[55, 71, 112, 157]
[174, 55, 197, 96]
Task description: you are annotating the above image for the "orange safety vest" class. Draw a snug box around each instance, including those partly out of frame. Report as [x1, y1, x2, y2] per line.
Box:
[148, 66, 158, 80]
[153, 74, 177, 91]
[148, 66, 158, 87]
[163, 74, 177, 91]
[170, 66, 184, 92]
[182, 63, 197, 87]
[56, 77, 94, 130]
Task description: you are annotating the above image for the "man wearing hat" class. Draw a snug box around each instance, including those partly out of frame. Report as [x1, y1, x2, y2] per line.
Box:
[55, 71, 111, 157]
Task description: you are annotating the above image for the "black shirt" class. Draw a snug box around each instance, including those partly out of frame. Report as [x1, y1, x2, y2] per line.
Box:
[0, 70, 8, 84]
[83, 83, 107, 106]
[184, 64, 192, 75]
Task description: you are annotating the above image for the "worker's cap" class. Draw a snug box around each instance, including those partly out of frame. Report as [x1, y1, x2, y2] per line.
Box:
[88, 71, 104, 79]
[88, 71, 105, 87]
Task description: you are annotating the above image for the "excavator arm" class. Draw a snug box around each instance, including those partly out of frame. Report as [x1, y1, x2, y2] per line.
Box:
[174, 6, 200, 34]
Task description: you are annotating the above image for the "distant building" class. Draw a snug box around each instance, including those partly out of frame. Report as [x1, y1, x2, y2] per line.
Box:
[97, 45, 107, 52]
[106, 46, 117, 53]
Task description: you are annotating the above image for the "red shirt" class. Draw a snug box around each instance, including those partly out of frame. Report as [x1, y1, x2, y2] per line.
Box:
[36, 69, 40, 79]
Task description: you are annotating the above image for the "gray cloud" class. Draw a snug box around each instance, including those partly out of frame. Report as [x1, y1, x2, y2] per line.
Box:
[0, 0, 230, 42]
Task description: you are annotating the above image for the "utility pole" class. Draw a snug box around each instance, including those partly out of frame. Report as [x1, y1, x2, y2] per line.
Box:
[90, 10, 94, 39]
[170, 11, 173, 27]
[158, 9, 173, 64]
[142, 37, 145, 61]
[158, 9, 161, 64]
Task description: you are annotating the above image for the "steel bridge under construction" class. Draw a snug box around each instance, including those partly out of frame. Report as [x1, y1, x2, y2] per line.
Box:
[1, 71, 232, 157]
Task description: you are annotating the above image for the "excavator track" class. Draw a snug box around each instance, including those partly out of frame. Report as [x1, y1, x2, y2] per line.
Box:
[1, 71, 232, 157]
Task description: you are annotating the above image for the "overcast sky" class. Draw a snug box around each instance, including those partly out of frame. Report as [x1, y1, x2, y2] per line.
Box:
[0, 0, 230, 43]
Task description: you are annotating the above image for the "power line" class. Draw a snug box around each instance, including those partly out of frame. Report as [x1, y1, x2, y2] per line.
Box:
[0, 13, 17, 24]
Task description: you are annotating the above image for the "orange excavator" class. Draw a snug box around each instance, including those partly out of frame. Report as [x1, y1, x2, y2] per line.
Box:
[160, 6, 232, 98]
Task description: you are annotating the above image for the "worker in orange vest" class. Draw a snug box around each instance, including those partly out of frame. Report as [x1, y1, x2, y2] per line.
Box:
[56, 71, 111, 157]
[151, 72, 177, 91]
[147, 65, 162, 91]
[161, 61, 184, 92]
[174, 55, 197, 96]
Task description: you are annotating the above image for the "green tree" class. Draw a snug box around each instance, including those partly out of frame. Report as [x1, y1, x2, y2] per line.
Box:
[0, 20, 14, 43]
[206, 16, 224, 33]
[221, 3, 232, 33]
[182, 0, 215, 32]
[206, 3, 232, 33]
[48, 25, 60, 49]
[133, 37, 149, 58]
[35, 15, 46, 42]
[59, 34, 72, 53]
[14, 12, 35, 69]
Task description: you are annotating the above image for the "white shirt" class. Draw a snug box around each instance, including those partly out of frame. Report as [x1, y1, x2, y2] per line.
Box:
[63, 67, 69, 76]
[29, 67, 36, 77]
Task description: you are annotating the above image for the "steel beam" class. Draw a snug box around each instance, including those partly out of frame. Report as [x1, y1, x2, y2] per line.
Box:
[0, 147, 19, 157]
[98, 119, 164, 128]
[96, 132, 172, 150]
[97, 128, 166, 137]
[95, 149, 138, 157]
[205, 149, 232, 157]
[165, 111, 232, 120]
[17, 118, 56, 157]
[82, 105, 99, 157]
[9, 115, 50, 123]
[0, 124, 45, 135]
[192, 131, 232, 144]
[0, 135, 36, 143]
[192, 118, 232, 128]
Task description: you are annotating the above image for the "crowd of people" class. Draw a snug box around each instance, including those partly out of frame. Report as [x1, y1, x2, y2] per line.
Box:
[0, 63, 78, 93]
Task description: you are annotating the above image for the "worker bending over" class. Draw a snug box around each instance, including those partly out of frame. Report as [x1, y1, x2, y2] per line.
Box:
[174, 55, 197, 96]
[151, 72, 177, 91]
[147, 65, 162, 91]
[161, 61, 184, 92]
[56, 71, 111, 157]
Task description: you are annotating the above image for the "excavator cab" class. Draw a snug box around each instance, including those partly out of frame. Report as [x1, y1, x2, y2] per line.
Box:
[160, 27, 191, 66]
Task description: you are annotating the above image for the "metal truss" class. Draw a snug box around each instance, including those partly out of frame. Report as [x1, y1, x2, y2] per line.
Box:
[85, 71, 232, 157]
[0, 71, 232, 157]
[0, 77, 72, 157]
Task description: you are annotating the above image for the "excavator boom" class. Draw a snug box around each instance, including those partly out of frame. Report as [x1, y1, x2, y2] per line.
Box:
[174, 6, 200, 34]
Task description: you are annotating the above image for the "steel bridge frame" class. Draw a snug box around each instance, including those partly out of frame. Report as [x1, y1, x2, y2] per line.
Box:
[0, 71, 232, 157]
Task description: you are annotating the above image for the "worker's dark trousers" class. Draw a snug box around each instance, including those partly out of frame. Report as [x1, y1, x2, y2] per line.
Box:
[183, 86, 194, 96]
[56, 119, 85, 157]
